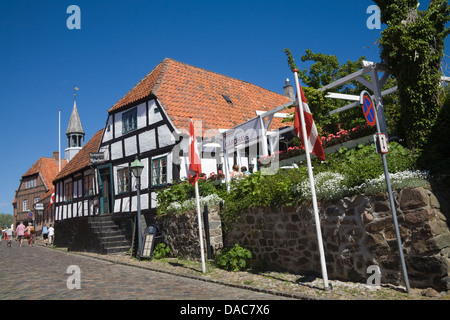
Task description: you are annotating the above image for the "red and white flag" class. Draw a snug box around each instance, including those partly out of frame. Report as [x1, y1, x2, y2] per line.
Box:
[294, 85, 326, 161]
[188, 118, 202, 185]
[47, 188, 55, 210]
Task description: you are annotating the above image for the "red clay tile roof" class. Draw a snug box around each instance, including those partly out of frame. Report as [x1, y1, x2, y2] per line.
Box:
[108, 58, 292, 137]
[54, 129, 104, 182]
[22, 157, 68, 191]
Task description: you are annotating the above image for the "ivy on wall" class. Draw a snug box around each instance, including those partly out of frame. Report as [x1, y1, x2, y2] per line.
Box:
[374, 0, 450, 150]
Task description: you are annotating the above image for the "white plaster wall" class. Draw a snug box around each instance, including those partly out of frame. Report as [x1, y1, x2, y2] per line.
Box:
[151, 192, 158, 209]
[114, 114, 123, 140]
[137, 103, 146, 129]
[83, 200, 89, 216]
[76, 201, 82, 217]
[124, 136, 137, 157]
[139, 129, 157, 153]
[148, 100, 163, 124]
[138, 193, 149, 210]
[122, 197, 130, 213]
[131, 195, 137, 212]
[102, 115, 113, 142]
[114, 198, 121, 213]
[111, 141, 123, 160]
[140, 158, 149, 190]
[158, 125, 175, 147]
[99, 146, 110, 161]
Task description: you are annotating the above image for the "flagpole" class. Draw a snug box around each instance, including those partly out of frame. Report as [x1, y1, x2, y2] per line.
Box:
[190, 117, 206, 273]
[293, 70, 329, 290]
[195, 180, 206, 273]
[59, 109, 61, 172]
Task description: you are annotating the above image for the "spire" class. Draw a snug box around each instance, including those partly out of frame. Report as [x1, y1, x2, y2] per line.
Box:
[65, 86, 85, 162]
[66, 99, 85, 135]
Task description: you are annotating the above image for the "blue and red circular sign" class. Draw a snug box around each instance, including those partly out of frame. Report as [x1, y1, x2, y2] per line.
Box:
[361, 92, 376, 127]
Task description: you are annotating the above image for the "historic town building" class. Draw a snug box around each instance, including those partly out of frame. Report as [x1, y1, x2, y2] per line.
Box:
[52, 58, 292, 253]
[12, 152, 67, 231]
[98, 58, 290, 218]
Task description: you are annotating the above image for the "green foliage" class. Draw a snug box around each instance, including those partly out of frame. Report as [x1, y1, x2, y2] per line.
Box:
[214, 244, 252, 271]
[283, 48, 399, 137]
[156, 180, 217, 215]
[220, 142, 418, 231]
[0, 213, 13, 229]
[152, 243, 171, 259]
[318, 142, 418, 187]
[418, 85, 450, 175]
[374, 0, 450, 149]
[218, 170, 307, 232]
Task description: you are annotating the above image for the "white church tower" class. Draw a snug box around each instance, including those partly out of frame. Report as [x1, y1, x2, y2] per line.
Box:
[65, 89, 85, 162]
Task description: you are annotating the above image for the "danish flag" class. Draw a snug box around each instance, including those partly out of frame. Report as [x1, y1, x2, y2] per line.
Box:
[294, 85, 326, 161]
[188, 118, 202, 185]
[47, 188, 55, 210]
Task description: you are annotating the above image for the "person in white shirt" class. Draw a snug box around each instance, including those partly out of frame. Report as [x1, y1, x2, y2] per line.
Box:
[48, 224, 55, 245]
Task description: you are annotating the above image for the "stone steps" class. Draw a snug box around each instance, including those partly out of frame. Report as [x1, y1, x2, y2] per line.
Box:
[88, 216, 130, 255]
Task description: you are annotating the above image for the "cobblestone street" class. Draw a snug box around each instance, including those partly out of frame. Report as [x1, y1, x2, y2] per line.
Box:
[0, 242, 292, 300]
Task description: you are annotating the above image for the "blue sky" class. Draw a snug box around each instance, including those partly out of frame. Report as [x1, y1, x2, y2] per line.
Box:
[0, 0, 448, 214]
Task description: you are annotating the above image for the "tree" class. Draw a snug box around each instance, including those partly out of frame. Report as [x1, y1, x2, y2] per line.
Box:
[283, 49, 398, 136]
[0, 213, 13, 229]
[373, 0, 450, 150]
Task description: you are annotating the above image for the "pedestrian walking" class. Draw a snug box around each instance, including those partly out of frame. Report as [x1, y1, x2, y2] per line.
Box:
[15, 221, 26, 247]
[42, 224, 49, 246]
[6, 227, 12, 247]
[24, 223, 35, 247]
[48, 224, 54, 245]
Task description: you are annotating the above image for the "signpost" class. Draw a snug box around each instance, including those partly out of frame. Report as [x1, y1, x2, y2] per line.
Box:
[322, 61, 411, 293]
[360, 91, 376, 127]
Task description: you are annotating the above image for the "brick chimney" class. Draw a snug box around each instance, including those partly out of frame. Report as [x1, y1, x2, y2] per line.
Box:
[283, 78, 294, 101]
[53, 151, 59, 161]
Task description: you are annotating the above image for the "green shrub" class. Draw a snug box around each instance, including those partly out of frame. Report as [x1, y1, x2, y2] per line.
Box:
[152, 243, 171, 259]
[214, 244, 252, 271]
[156, 179, 218, 215]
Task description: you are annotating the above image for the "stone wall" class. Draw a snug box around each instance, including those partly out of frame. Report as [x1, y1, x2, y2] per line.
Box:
[157, 206, 223, 260]
[224, 187, 450, 291]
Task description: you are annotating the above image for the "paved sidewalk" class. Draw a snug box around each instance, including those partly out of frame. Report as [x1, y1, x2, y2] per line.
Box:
[28, 238, 449, 300]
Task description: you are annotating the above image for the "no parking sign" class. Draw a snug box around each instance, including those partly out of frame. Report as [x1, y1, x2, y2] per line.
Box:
[360, 91, 376, 127]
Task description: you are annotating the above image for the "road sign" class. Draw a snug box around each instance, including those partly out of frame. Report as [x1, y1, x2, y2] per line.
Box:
[378, 133, 389, 153]
[360, 91, 376, 127]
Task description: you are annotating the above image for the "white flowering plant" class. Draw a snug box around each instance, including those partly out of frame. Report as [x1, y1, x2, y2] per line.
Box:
[165, 194, 223, 215]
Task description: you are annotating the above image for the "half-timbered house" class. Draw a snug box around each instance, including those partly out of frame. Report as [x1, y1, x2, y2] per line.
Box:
[97, 58, 291, 225]
[53, 58, 292, 253]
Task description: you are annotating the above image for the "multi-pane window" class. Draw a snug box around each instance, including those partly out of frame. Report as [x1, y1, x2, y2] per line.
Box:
[24, 178, 37, 189]
[84, 174, 94, 196]
[152, 156, 167, 186]
[117, 167, 130, 194]
[122, 107, 137, 134]
[65, 182, 73, 202]
[22, 199, 28, 211]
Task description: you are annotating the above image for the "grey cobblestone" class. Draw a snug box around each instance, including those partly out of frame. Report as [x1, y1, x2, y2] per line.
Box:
[0, 241, 291, 300]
